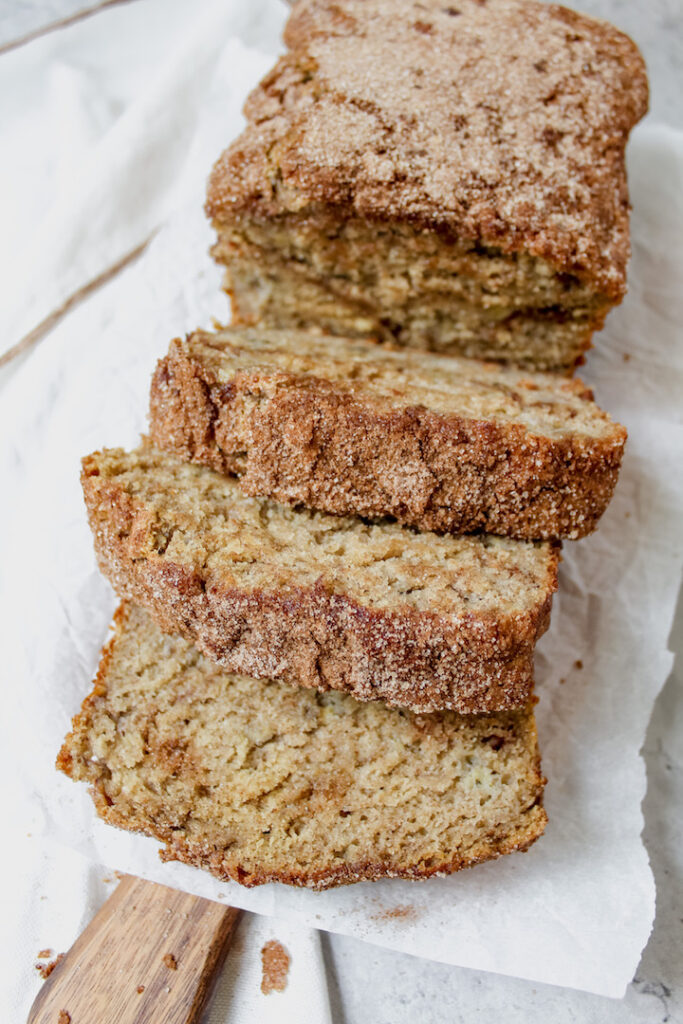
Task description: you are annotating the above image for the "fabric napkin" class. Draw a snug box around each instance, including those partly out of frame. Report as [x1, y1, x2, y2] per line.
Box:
[0, 0, 285, 359]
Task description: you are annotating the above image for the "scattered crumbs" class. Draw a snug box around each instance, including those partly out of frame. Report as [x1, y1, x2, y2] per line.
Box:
[37, 948, 52, 960]
[623, 353, 631, 362]
[574, 659, 583, 670]
[137, 985, 145, 994]
[261, 939, 290, 995]
[58, 1013, 71, 1024]
[35, 953, 65, 979]
[163, 953, 178, 970]
[559, 677, 566, 685]
[372, 904, 417, 923]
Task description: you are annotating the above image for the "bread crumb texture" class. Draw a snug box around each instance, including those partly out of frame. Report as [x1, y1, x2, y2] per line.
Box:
[150, 326, 626, 539]
[58, 604, 547, 889]
[81, 444, 559, 712]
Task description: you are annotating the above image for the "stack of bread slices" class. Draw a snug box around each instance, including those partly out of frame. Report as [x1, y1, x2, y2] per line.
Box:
[59, 0, 647, 891]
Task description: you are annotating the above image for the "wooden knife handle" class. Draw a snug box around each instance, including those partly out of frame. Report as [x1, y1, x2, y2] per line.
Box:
[27, 875, 241, 1024]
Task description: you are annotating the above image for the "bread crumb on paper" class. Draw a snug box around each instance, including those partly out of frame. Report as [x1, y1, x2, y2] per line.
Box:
[372, 904, 418, 923]
[35, 953, 65, 979]
[261, 939, 290, 994]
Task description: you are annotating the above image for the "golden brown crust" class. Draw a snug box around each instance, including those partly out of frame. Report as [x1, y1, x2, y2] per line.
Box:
[58, 602, 548, 889]
[206, 0, 648, 297]
[149, 331, 625, 541]
[80, 450, 560, 714]
[141, 805, 548, 890]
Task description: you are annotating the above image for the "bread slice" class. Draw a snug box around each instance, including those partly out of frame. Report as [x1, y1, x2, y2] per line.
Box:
[58, 603, 547, 889]
[206, 0, 648, 371]
[81, 444, 559, 714]
[150, 327, 626, 540]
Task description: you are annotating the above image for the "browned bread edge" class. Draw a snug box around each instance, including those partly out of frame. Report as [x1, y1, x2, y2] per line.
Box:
[149, 335, 626, 541]
[206, 0, 648, 298]
[57, 602, 548, 890]
[80, 459, 560, 714]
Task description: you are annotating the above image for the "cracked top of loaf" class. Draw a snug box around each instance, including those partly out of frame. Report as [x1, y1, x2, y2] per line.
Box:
[206, 0, 648, 298]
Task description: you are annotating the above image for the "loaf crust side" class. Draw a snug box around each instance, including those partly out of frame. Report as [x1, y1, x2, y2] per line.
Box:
[81, 455, 559, 714]
[149, 335, 625, 541]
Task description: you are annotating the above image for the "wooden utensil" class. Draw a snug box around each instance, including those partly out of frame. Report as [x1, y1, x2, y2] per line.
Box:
[27, 875, 241, 1024]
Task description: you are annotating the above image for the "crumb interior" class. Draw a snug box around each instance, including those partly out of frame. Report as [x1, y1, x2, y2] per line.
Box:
[211, 215, 610, 371]
[63, 604, 545, 881]
[188, 326, 618, 441]
[88, 446, 555, 616]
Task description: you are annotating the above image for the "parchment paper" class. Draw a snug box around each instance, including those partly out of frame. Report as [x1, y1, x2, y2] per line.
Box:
[1, 26, 682, 995]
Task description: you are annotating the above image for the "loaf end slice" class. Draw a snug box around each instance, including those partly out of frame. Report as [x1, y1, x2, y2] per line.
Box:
[206, 0, 648, 370]
[58, 603, 547, 890]
[149, 327, 626, 540]
[81, 444, 559, 714]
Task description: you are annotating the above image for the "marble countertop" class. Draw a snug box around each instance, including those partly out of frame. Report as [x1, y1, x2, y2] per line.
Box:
[1, 2, 681, 1021]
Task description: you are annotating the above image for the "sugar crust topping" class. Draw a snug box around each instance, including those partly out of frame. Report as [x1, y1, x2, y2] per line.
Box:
[207, 0, 648, 295]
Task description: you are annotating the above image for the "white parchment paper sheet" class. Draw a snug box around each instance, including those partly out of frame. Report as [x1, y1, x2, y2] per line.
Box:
[1, 8, 682, 993]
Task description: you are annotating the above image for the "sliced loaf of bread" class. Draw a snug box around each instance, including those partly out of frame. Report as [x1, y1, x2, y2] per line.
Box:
[58, 603, 547, 889]
[81, 444, 559, 714]
[149, 327, 626, 540]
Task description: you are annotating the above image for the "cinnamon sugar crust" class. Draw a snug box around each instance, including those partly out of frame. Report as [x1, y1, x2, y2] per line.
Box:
[80, 444, 559, 714]
[58, 603, 547, 890]
[208, 0, 647, 292]
[206, 0, 648, 367]
[149, 327, 626, 540]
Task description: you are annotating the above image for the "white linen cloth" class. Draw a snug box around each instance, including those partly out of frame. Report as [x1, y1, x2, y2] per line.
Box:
[0, 1, 682, 1018]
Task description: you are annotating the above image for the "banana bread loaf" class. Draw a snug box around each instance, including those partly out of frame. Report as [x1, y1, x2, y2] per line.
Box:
[206, 0, 648, 371]
[81, 444, 559, 714]
[58, 603, 547, 889]
[150, 327, 626, 540]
